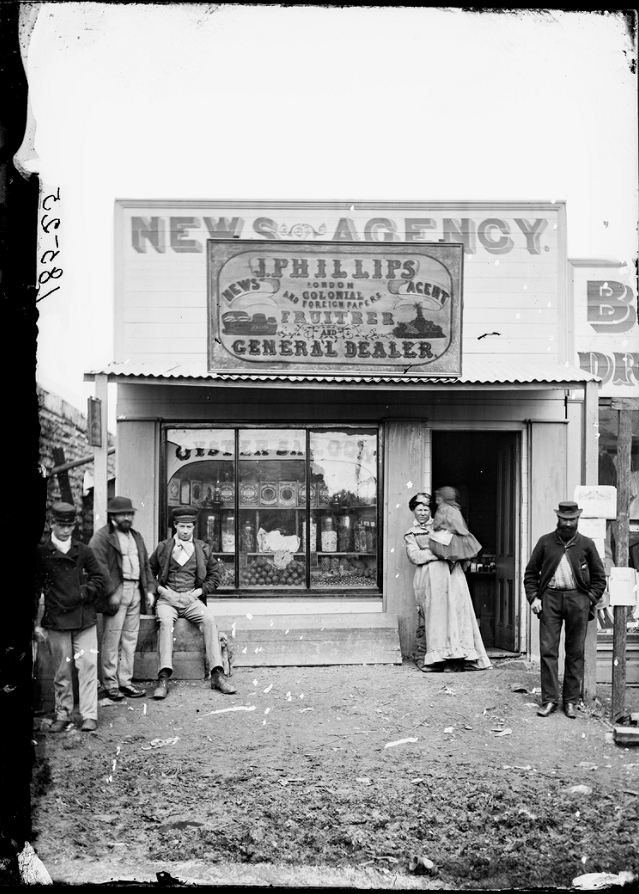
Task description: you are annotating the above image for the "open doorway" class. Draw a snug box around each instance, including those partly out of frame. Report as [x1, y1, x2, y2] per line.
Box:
[432, 430, 521, 654]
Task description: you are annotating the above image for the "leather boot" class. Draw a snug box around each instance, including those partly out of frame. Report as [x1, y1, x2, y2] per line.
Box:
[152, 676, 169, 699]
[210, 669, 236, 695]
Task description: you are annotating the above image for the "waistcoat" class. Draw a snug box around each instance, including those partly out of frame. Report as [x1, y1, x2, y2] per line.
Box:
[167, 549, 197, 592]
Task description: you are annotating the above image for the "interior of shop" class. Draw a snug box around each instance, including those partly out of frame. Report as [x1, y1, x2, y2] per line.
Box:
[432, 430, 518, 650]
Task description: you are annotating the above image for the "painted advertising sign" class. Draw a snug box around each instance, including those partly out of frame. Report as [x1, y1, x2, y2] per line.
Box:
[114, 201, 565, 371]
[207, 241, 462, 375]
[572, 260, 639, 397]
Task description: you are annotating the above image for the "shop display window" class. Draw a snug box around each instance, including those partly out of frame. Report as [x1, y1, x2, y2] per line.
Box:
[309, 430, 378, 589]
[165, 428, 236, 587]
[164, 426, 379, 594]
[595, 405, 639, 637]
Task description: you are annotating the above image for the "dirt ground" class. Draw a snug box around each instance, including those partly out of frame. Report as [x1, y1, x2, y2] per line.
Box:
[30, 659, 639, 890]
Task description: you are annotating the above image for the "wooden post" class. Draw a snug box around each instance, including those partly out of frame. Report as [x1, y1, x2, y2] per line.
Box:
[93, 374, 109, 534]
[582, 380, 600, 703]
[610, 398, 637, 722]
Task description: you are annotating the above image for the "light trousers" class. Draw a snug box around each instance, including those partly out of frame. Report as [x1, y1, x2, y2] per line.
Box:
[101, 581, 141, 690]
[47, 625, 98, 721]
[156, 596, 224, 677]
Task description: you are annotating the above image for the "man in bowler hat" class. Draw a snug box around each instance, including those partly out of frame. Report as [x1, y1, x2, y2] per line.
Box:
[90, 496, 155, 700]
[524, 501, 606, 719]
[148, 506, 236, 698]
[34, 502, 109, 732]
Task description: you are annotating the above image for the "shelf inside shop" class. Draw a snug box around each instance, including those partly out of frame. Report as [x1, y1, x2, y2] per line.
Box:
[239, 505, 305, 510]
[316, 551, 377, 557]
[244, 552, 305, 557]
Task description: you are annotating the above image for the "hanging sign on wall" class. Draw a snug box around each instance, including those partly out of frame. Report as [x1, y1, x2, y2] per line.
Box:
[207, 240, 463, 376]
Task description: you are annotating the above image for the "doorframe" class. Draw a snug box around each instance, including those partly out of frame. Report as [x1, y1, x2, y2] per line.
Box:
[428, 422, 528, 655]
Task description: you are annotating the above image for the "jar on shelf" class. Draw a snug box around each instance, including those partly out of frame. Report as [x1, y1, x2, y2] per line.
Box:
[354, 518, 367, 552]
[219, 473, 235, 504]
[198, 501, 221, 552]
[338, 511, 353, 552]
[365, 520, 376, 553]
[240, 518, 256, 553]
[302, 518, 317, 553]
[221, 512, 235, 553]
[320, 511, 337, 552]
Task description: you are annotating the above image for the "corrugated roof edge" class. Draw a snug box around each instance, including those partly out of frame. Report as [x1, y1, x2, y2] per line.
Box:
[84, 358, 600, 386]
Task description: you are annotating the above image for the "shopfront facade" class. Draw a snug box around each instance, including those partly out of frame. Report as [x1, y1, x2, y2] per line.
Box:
[86, 201, 599, 667]
[572, 258, 639, 681]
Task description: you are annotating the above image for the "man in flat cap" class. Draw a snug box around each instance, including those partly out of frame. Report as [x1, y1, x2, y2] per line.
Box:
[89, 496, 155, 701]
[524, 500, 606, 719]
[34, 502, 109, 732]
[148, 506, 236, 699]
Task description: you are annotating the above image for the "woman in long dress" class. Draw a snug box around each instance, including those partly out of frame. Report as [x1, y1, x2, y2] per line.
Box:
[404, 492, 492, 672]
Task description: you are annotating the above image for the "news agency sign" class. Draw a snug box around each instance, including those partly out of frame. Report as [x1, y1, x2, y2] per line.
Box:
[207, 240, 463, 375]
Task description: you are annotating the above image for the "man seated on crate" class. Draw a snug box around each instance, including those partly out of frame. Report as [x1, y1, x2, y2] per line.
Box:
[148, 506, 236, 699]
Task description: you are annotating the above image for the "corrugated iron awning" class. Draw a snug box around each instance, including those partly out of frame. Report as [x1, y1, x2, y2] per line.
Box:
[85, 357, 599, 388]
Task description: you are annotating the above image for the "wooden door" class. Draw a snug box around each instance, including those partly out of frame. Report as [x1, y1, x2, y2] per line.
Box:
[495, 434, 520, 651]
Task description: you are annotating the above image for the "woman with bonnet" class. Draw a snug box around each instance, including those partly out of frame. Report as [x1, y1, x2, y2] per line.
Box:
[405, 491, 491, 672]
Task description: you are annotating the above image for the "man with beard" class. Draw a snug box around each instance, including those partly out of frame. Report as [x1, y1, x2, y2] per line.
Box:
[524, 501, 606, 719]
[148, 506, 236, 699]
[89, 496, 155, 701]
[35, 502, 108, 731]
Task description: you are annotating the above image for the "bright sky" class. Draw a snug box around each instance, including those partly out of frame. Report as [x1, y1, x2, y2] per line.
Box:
[21, 5, 637, 429]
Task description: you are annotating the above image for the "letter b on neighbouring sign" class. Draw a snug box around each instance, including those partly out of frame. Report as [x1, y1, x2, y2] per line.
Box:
[587, 281, 637, 333]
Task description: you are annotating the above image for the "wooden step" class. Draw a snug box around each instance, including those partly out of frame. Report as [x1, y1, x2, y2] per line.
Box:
[133, 612, 401, 678]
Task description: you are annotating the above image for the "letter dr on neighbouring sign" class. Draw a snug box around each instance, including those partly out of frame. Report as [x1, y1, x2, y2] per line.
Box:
[207, 240, 463, 376]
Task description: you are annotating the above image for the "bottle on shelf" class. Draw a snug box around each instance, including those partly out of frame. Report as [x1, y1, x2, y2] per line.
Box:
[240, 518, 256, 553]
[221, 511, 235, 553]
[365, 519, 376, 553]
[320, 511, 337, 552]
[198, 498, 221, 552]
[338, 509, 354, 552]
[354, 517, 367, 552]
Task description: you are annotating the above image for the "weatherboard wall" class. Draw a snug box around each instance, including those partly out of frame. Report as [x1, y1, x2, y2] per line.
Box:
[114, 200, 567, 372]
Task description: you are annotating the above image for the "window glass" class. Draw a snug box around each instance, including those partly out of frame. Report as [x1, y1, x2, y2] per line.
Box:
[164, 426, 379, 593]
[165, 429, 236, 588]
[237, 430, 307, 590]
[310, 430, 378, 589]
[596, 407, 639, 638]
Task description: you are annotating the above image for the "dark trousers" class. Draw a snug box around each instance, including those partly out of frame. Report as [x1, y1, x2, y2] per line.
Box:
[539, 587, 590, 704]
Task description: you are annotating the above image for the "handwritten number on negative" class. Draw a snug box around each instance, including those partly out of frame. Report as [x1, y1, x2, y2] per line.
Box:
[42, 188, 60, 211]
[41, 215, 61, 234]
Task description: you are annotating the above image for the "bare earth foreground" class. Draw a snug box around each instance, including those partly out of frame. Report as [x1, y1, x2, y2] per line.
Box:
[31, 661, 638, 890]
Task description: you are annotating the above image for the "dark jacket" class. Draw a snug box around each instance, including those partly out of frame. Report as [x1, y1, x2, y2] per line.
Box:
[35, 538, 108, 631]
[149, 537, 221, 604]
[89, 522, 154, 612]
[524, 530, 606, 612]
